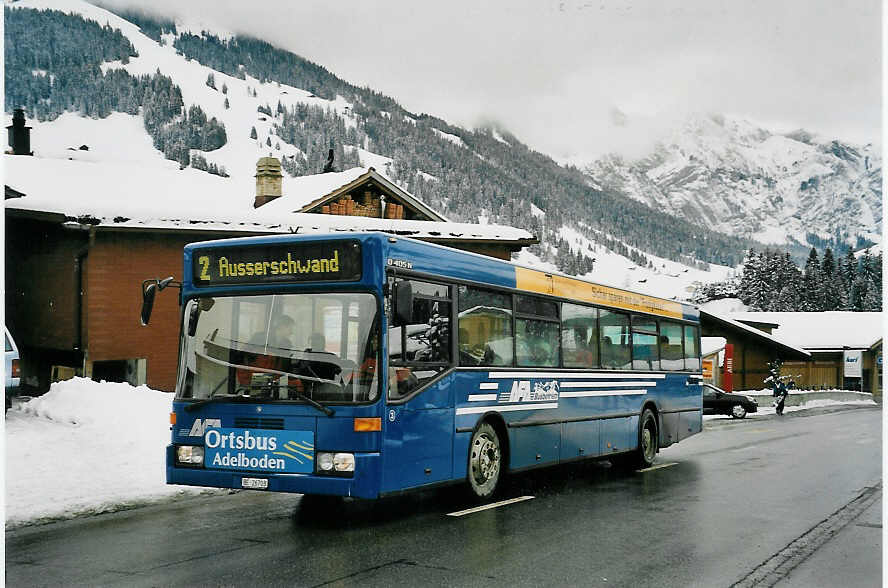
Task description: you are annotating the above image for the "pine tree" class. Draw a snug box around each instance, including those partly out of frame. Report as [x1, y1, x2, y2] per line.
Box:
[221, 82, 228, 94]
[224, 97, 229, 109]
[818, 248, 842, 310]
[769, 253, 802, 311]
[801, 248, 822, 311]
[859, 252, 882, 310]
[839, 249, 858, 309]
[205, 72, 216, 89]
[739, 249, 772, 311]
[250, 126, 257, 140]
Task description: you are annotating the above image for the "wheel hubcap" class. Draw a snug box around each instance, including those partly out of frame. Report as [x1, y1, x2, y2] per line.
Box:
[471, 434, 499, 484]
[642, 424, 655, 461]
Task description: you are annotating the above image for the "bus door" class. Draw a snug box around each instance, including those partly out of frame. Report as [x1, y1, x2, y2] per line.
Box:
[381, 279, 454, 492]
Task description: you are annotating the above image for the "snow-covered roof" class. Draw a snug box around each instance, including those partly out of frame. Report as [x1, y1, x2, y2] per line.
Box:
[700, 309, 811, 358]
[262, 166, 449, 222]
[4, 155, 533, 244]
[701, 336, 727, 357]
[730, 311, 883, 350]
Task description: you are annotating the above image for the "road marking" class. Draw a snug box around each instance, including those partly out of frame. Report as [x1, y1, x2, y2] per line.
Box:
[446, 495, 535, 517]
[732, 482, 882, 588]
[636, 462, 678, 473]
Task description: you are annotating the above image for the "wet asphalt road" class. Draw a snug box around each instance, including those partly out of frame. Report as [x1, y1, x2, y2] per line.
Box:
[6, 405, 881, 587]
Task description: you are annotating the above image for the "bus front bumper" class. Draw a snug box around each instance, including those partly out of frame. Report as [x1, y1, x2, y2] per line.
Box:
[166, 445, 382, 499]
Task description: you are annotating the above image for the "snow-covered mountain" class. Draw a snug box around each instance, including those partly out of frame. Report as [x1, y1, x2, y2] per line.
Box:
[583, 114, 881, 247]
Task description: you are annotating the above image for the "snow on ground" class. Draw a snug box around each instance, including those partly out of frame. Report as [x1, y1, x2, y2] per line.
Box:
[431, 128, 467, 148]
[5, 378, 876, 528]
[5, 378, 213, 529]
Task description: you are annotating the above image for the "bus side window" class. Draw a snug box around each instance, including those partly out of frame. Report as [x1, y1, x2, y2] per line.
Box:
[457, 285, 513, 367]
[515, 295, 559, 367]
[659, 322, 684, 370]
[684, 325, 700, 370]
[599, 310, 630, 369]
[388, 280, 452, 400]
[631, 316, 659, 371]
[562, 303, 598, 368]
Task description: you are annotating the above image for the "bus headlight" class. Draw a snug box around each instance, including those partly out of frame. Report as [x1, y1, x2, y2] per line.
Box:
[176, 445, 204, 466]
[316, 452, 355, 474]
[317, 452, 335, 471]
[332, 453, 355, 472]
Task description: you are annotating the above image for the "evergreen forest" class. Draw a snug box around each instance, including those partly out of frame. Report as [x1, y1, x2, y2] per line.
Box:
[694, 247, 882, 311]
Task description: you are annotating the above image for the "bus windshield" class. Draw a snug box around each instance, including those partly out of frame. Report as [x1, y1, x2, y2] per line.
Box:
[176, 292, 379, 404]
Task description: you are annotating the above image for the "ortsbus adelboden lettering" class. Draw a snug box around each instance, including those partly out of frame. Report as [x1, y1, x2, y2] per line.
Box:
[205, 429, 286, 470]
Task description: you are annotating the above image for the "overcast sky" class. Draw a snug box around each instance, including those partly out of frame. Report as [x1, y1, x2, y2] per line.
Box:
[102, 0, 881, 162]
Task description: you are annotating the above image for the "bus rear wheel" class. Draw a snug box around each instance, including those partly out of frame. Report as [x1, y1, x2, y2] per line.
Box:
[468, 422, 502, 499]
[614, 409, 658, 470]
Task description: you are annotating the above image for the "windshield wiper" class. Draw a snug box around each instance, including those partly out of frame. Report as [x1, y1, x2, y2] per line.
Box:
[287, 387, 336, 417]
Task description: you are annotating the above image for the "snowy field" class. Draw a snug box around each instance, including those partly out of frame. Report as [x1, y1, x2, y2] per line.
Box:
[4, 378, 877, 529]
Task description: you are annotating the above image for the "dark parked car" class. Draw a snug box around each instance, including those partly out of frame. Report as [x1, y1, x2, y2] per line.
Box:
[702, 383, 758, 419]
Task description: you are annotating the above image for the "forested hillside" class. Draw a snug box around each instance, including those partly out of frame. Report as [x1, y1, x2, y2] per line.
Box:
[694, 247, 882, 311]
[5, 5, 754, 274]
[5, 7, 226, 167]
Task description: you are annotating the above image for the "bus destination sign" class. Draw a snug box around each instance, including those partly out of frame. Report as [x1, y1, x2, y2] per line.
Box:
[192, 240, 362, 286]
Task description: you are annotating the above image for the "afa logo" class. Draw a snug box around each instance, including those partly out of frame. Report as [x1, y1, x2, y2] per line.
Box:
[505, 380, 559, 402]
[188, 418, 221, 437]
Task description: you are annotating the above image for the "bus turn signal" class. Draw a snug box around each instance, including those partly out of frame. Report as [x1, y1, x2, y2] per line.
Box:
[354, 417, 381, 432]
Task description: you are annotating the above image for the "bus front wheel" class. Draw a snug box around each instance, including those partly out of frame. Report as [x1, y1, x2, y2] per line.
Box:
[468, 422, 502, 499]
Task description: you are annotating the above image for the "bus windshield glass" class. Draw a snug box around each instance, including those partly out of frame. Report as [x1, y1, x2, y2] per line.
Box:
[176, 293, 379, 404]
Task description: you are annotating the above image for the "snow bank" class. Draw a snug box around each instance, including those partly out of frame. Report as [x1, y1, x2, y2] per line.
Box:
[5, 378, 210, 528]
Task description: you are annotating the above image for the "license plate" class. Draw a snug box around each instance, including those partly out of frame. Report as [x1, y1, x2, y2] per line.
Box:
[242, 477, 269, 490]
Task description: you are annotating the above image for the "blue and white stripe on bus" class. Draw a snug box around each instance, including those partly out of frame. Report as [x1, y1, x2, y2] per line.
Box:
[456, 371, 664, 415]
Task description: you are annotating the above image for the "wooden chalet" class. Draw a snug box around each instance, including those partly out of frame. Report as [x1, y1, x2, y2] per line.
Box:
[5, 155, 536, 393]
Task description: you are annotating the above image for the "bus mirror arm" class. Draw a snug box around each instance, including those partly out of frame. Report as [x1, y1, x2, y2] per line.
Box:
[140, 277, 181, 326]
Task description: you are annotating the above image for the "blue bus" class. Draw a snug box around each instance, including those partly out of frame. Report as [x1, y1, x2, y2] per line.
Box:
[146, 232, 701, 500]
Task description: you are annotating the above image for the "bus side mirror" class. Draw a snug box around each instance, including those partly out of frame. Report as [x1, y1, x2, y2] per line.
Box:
[141, 282, 157, 326]
[140, 276, 181, 326]
[394, 281, 413, 324]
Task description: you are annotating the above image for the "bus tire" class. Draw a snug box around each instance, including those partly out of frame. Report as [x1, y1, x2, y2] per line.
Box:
[467, 422, 502, 500]
[614, 409, 658, 470]
[635, 408, 658, 468]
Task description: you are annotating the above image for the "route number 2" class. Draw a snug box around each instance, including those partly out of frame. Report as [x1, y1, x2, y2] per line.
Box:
[198, 256, 210, 281]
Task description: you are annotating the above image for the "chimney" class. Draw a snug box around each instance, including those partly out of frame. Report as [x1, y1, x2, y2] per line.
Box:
[7, 109, 32, 156]
[254, 156, 283, 208]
